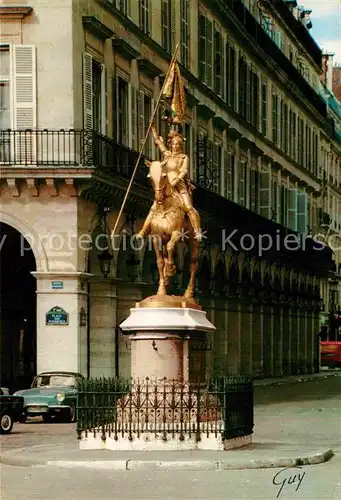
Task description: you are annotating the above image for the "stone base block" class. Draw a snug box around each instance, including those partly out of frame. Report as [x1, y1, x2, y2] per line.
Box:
[79, 431, 252, 451]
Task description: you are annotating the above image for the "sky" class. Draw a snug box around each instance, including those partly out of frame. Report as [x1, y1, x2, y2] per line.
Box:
[302, 0, 341, 65]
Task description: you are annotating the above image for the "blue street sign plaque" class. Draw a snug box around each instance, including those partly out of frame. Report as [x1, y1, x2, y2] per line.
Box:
[52, 281, 63, 289]
[46, 306, 69, 325]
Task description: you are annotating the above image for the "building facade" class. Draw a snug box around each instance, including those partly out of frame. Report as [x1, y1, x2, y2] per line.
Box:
[0, 0, 340, 390]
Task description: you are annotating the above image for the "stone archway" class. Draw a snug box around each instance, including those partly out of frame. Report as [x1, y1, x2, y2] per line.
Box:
[0, 222, 37, 391]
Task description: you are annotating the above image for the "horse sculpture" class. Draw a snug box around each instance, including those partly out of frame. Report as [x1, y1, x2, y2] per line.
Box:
[141, 159, 199, 298]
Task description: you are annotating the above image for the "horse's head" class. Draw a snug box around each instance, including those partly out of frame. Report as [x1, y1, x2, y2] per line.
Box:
[146, 161, 167, 204]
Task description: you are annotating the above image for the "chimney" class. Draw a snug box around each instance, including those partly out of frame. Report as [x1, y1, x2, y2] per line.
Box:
[332, 66, 341, 102]
[321, 52, 334, 91]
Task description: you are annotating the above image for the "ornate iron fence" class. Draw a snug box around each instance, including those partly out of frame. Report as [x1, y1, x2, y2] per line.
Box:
[76, 376, 253, 442]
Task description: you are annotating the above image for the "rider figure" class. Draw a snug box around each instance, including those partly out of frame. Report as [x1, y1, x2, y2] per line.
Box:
[138, 121, 202, 239]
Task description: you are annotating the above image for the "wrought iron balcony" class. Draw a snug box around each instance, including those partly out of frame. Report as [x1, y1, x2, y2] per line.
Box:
[0, 130, 148, 183]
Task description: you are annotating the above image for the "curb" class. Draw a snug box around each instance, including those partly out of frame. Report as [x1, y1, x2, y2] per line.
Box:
[253, 371, 340, 387]
[0, 448, 334, 470]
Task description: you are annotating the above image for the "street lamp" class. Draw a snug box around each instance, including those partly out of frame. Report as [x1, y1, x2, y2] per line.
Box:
[98, 249, 113, 278]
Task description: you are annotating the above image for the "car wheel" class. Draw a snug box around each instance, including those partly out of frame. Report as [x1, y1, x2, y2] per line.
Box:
[0, 411, 14, 434]
[69, 402, 76, 423]
[42, 414, 52, 423]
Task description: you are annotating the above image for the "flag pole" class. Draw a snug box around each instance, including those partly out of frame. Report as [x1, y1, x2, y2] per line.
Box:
[111, 42, 180, 241]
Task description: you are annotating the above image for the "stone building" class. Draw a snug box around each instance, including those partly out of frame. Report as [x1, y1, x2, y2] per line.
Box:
[0, 0, 340, 390]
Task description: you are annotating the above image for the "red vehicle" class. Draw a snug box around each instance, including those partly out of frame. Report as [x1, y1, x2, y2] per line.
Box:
[320, 314, 341, 368]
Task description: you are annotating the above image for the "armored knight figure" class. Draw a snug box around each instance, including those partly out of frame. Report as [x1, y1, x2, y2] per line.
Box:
[138, 121, 202, 240]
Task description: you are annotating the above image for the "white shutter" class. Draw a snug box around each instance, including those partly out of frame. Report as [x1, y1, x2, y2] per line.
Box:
[297, 192, 308, 234]
[83, 52, 93, 131]
[101, 64, 108, 136]
[11, 45, 37, 163]
[259, 169, 271, 218]
[127, 0, 132, 19]
[206, 19, 213, 89]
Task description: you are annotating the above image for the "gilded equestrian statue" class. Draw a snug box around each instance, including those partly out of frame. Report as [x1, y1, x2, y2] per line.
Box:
[137, 121, 202, 298]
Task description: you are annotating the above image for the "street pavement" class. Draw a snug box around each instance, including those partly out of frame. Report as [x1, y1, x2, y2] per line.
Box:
[1, 371, 340, 499]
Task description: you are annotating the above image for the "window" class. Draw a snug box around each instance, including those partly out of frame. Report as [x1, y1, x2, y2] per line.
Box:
[280, 100, 288, 153]
[198, 14, 213, 88]
[261, 78, 268, 137]
[116, 0, 132, 18]
[0, 45, 37, 163]
[92, 61, 102, 134]
[239, 56, 247, 120]
[83, 53, 108, 135]
[214, 26, 224, 97]
[161, 0, 175, 54]
[239, 160, 248, 207]
[297, 191, 308, 234]
[297, 117, 304, 166]
[226, 41, 235, 108]
[116, 76, 129, 146]
[212, 141, 222, 194]
[272, 92, 279, 145]
[138, 90, 152, 157]
[180, 0, 189, 68]
[250, 165, 259, 212]
[259, 167, 271, 218]
[0, 47, 10, 130]
[251, 69, 259, 129]
[140, 0, 149, 34]
[224, 151, 236, 201]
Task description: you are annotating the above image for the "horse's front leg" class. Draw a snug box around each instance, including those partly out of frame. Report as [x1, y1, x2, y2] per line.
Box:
[184, 237, 199, 299]
[153, 236, 167, 295]
[165, 230, 181, 277]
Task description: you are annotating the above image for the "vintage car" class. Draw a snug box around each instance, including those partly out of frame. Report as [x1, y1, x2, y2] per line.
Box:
[0, 392, 25, 434]
[14, 371, 84, 423]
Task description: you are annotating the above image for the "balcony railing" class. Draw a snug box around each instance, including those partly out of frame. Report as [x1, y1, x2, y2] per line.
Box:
[0, 130, 149, 181]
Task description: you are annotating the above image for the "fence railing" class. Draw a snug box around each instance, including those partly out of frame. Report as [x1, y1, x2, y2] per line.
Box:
[0, 130, 149, 180]
[76, 376, 254, 442]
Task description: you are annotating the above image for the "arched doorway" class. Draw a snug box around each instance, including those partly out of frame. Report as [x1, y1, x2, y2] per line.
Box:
[0, 222, 36, 391]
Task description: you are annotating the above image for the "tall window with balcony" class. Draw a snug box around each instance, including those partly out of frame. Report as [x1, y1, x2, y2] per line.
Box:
[139, 0, 150, 34]
[161, 0, 175, 55]
[115, 76, 129, 147]
[138, 90, 152, 157]
[180, 0, 189, 68]
[198, 14, 213, 89]
[1, 45, 36, 164]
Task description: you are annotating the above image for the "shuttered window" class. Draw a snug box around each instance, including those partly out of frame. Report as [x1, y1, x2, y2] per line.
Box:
[250, 167, 259, 212]
[161, 0, 175, 54]
[239, 160, 248, 207]
[272, 93, 279, 146]
[214, 25, 223, 97]
[128, 84, 138, 150]
[180, 0, 189, 68]
[238, 56, 247, 120]
[83, 53, 108, 136]
[198, 14, 213, 89]
[225, 41, 236, 109]
[297, 191, 308, 234]
[259, 168, 271, 219]
[11, 45, 37, 162]
[261, 78, 267, 137]
[115, 75, 129, 146]
[251, 69, 259, 129]
[138, 90, 152, 156]
[140, 0, 150, 34]
[224, 151, 236, 201]
[287, 188, 298, 231]
[116, 0, 132, 18]
[212, 141, 222, 194]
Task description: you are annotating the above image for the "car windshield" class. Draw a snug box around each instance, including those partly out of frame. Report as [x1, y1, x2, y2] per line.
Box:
[33, 375, 76, 388]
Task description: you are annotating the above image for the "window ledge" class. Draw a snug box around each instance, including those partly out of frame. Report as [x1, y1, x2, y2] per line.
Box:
[137, 58, 162, 78]
[0, 6, 33, 19]
[112, 38, 140, 60]
[197, 104, 215, 120]
[82, 16, 113, 41]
